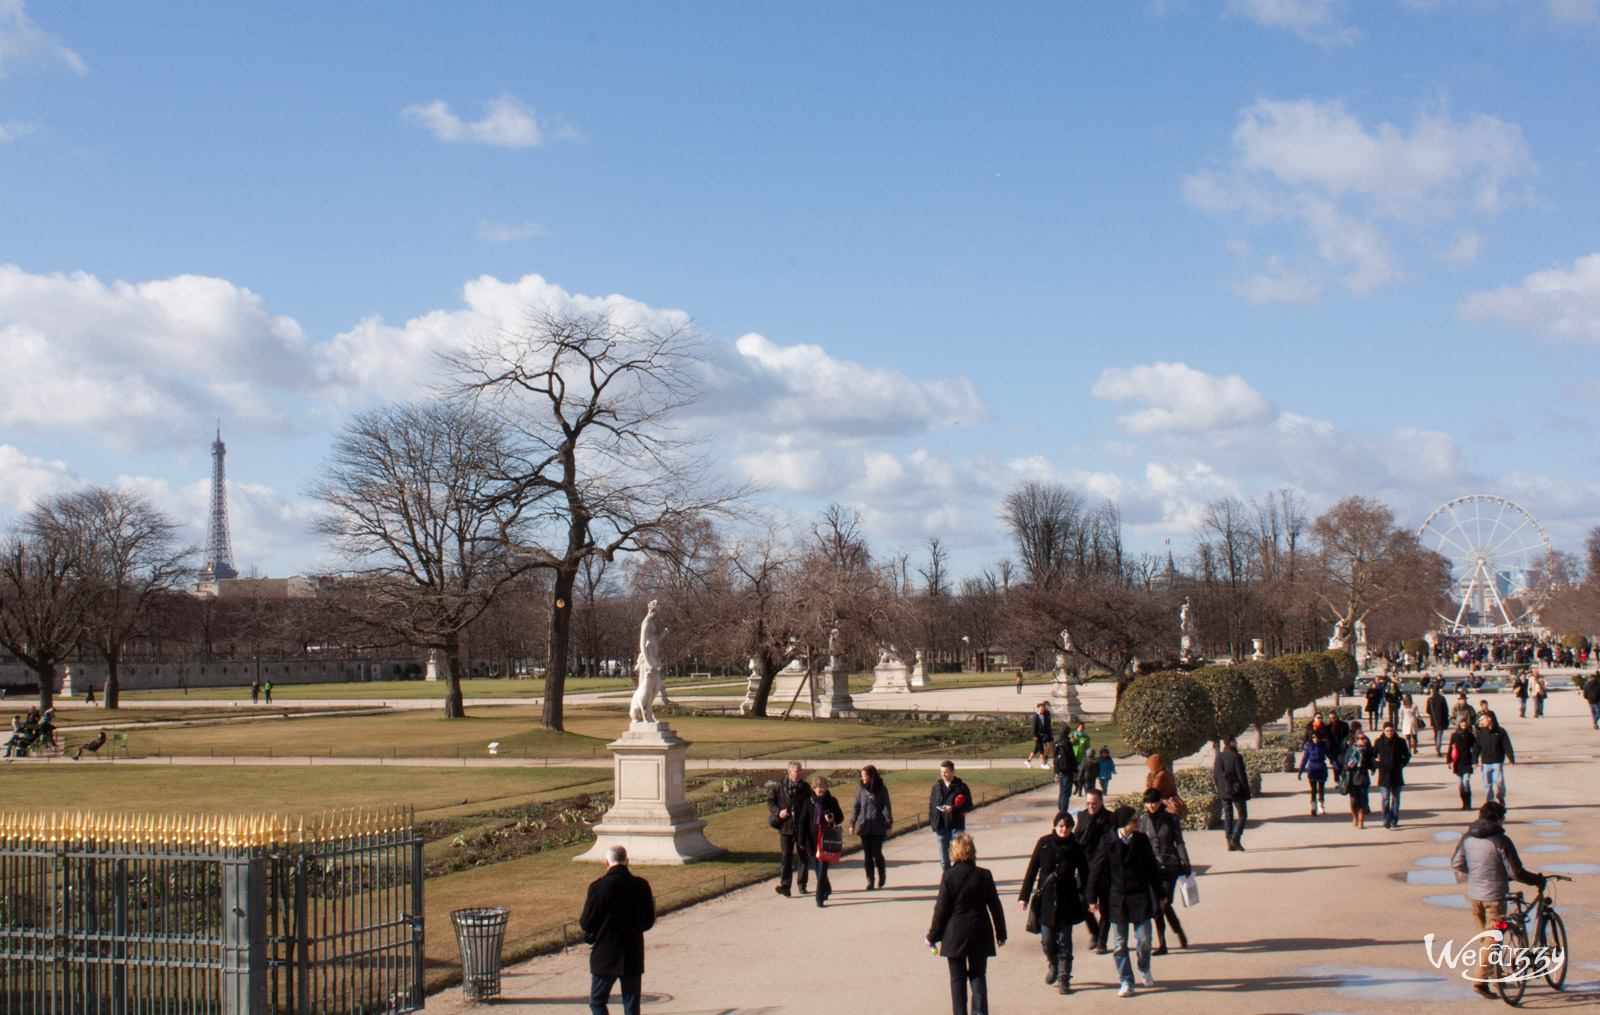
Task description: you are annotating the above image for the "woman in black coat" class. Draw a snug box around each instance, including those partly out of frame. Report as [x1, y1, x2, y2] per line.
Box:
[849, 765, 893, 889]
[1137, 789, 1191, 953]
[927, 832, 1006, 1015]
[1017, 812, 1090, 994]
[1447, 714, 1478, 810]
[799, 775, 844, 908]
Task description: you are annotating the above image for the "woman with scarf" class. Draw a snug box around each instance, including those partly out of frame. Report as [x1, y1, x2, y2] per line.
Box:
[1297, 720, 1341, 815]
[1017, 811, 1091, 994]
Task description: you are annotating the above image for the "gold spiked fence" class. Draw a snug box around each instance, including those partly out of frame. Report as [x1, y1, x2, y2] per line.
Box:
[0, 808, 423, 1015]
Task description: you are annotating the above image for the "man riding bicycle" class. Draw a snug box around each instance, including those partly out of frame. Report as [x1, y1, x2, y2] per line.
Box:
[1450, 800, 1544, 998]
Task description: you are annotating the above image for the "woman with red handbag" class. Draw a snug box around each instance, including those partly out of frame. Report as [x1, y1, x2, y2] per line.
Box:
[801, 775, 845, 908]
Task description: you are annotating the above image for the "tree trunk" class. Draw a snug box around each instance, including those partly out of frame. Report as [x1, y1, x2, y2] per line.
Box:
[542, 566, 577, 731]
[104, 645, 121, 710]
[747, 650, 780, 718]
[443, 635, 466, 719]
[35, 661, 55, 711]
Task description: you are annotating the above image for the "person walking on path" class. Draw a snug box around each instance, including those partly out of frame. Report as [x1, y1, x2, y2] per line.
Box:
[1450, 691, 1476, 729]
[1025, 702, 1051, 768]
[1447, 715, 1478, 810]
[1584, 671, 1600, 729]
[1019, 811, 1091, 994]
[1074, 790, 1116, 954]
[767, 762, 813, 897]
[1015, 668, 1025, 695]
[250, 681, 260, 704]
[1449, 801, 1546, 999]
[849, 765, 892, 890]
[1475, 714, 1515, 807]
[1372, 722, 1411, 829]
[579, 845, 656, 1015]
[83, 684, 96, 707]
[927, 832, 1006, 1015]
[1052, 726, 1079, 813]
[929, 760, 973, 871]
[1095, 748, 1116, 796]
[1426, 686, 1450, 756]
[1513, 671, 1530, 718]
[1145, 754, 1187, 820]
[1399, 693, 1421, 752]
[1364, 679, 1383, 728]
[1069, 722, 1093, 796]
[1341, 732, 1375, 828]
[1298, 724, 1341, 816]
[1324, 710, 1350, 760]
[1532, 672, 1548, 718]
[801, 775, 844, 907]
[1089, 805, 1163, 997]
[1214, 735, 1250, 850]
[1383, 678, 1402, 728]
[1138, 788, 1190, 954]
[263, 681, 273, 704]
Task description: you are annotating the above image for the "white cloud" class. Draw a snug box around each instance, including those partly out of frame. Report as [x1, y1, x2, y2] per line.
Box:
[476, 219, 548, 243]
[1458, 253, 1600, 342]
[1187, 97, 1534, 301]
[0, 117, 37, 141]
[1442, 229, 1485, 266]
[1090, 362, 1278, 434]
[1547, 0, 1600, 24]
[0, 265, 310, 448]
[401, 95, 580, 149]
[0, 443, 78, 513]
[0, 0, 85, 77]
[1224, 0, 1358, 46]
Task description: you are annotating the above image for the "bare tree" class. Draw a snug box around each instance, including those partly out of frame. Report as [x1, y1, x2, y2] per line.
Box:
[1308, 496, 1451, 644]
[1192, 496, 1256, 659]
[1252, 489, 1312, 652]
[43, 486, 195, 708]
[0, 505, 93, 710]
[917, 537, 951, 597]
[1001, 481, 1084, 589]
[448, 306, 745, 731]
[311, 400, 534, 718]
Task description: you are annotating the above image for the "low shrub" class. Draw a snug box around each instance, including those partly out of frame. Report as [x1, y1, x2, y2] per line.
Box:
[1115, 671, 1216, 763]
[1274, 655, 1321, 714]
[1193, 665, 1259, 744]
[1234, 660, 1293, 731]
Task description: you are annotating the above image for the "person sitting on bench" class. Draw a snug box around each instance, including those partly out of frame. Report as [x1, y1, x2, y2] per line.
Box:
[74, 729, 109, 761]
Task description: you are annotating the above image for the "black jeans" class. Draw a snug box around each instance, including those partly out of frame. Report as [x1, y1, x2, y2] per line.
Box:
[779, 833, 808, 890]
[947, 954, 988, 1015]
[1221, 799, 1247, 842]
[860, 834, 886, 881]
[589, 973, 641, 1015]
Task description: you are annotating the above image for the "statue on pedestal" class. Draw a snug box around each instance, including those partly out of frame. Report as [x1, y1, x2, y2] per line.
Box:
[1179, 597, 1196, 660]
[629, 600, 665, 723]
[1328, 617, 1354, 653]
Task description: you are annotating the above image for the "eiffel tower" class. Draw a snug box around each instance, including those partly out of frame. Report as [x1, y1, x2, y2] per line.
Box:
[199, 423, 238, 582]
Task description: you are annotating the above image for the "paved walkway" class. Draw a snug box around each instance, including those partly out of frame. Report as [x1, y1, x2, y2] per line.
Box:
[426, 687, 1600, 1014]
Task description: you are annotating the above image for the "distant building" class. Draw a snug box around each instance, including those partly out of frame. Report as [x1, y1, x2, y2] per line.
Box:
[194, 576, 317, 599]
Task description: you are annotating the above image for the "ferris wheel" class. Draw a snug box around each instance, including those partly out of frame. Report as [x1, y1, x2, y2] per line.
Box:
[1417, 495, 1551, 632]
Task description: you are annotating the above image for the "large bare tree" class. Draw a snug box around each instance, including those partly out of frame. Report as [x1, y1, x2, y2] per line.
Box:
[312, 400, 533, 718]
[1001, 481, 1085, 589]
[447, 305, 745, 731]
[0, 502, 93, 710]
[1308, 496, 1450, 645]
[42, 486, 195, 708]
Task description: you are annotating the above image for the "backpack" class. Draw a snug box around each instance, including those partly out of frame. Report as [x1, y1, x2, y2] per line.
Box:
[1053, 739, 1076, 777]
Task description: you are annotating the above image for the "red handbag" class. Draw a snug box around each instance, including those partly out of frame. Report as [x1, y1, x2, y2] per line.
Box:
[815, 824, 843, 863]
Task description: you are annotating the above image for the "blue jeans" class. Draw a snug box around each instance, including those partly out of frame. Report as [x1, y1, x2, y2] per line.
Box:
[1589, 700, 1600, 727]
[936, 829, 953, 870]
[1221, 799, 1247, 843]
[812, 855, 832, 902]
[1380, 786, 1402, 826]
[589, 973, 641, 1015]
[1482, 762, 1505, 804]
[1111, 919, 1153, 986]
[1057, 775, 1073, 814]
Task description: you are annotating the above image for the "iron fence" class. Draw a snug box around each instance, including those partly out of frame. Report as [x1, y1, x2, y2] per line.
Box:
[0, 810, 422, 1015]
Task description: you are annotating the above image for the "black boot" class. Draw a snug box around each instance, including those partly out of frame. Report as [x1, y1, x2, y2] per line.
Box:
[865, 871, 875, 890]
[1044, 947, 1058, 985]
[1166, 905, 1188, 949]
[876, 860, 887, 887]
[1056, 951, 1073, 994]
[1460, 787, 1471, 810]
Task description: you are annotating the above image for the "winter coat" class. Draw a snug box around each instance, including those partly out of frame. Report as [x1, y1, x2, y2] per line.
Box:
[1371, 733, 1410, 788]
[1145, 755, 1177, 798]
[1212, 747, 1250, 802]
[767, 778, 814, 839]
[800, 790, 844, 844]
[929, 777, 973, 834]
[1298, 739, 1340, 780]
[1448, 729, 1478, 775]
[1073, 806, 1117, 873]
[1325, 717, 1350, 758]
[1019, 832, 1090, 929]
[1451, 818, 1543, 902]
[1474, 726, 1515, 765]
[1583, 676, 1600, 704]
[1426, 692, 1450, 729]
[1342, 744, 1374, 788]
[1031, 711, 1052, 740]
[579, 864, 656, 977]
[1088, 830, 1162, 924]
[850, 781, 893, 837]
[1137, 808, 1191, 878]
[927, 861, 1006, 958]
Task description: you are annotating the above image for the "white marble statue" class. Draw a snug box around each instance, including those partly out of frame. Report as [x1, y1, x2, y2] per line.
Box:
[1328, 617, 1354, 652]
[828, 627, 840, 669]
[1060, 628, 1074, 653]
[1180, 597, 1192, 634]
[629, 600, 665, 723]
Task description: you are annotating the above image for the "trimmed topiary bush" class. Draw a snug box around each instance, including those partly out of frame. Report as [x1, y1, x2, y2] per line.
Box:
[1307, 651, 1342, 698]
[1402, 637, 1429, 661]
[1325, 648, 1359, 684]
[1274, 655, 1321, 713]
[1560, 633, 1589, 651]
[1233, 659, 1292, 733]
[1193, 665, 1259, 744]
[1114, 670, 1216, 764]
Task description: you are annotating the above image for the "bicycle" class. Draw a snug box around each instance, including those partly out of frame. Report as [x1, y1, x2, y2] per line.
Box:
[1489, 873, 1571, 1006]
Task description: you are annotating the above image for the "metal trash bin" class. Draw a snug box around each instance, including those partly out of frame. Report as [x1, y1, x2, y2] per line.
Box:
[451, 907, 510, 1000]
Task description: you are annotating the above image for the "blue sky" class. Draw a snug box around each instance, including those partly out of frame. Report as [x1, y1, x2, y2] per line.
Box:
[3, 0, 1599, 580]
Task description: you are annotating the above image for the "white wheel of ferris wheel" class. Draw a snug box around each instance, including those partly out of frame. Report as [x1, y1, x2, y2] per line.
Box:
[1417, 495, 1551, 632]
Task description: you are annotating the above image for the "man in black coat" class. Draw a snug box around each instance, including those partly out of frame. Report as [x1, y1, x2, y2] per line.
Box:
[1074, 789, 1116, 953]
[1087, 805, 1163, 997]
[1426, 687, 1451, 756]
[1584, 671, 1600, 729]
[929, 760, 973, 871]
[766, 762, 813, 896]
[1372, 722, 1411, 829]
[1212, 736, 1251, 851]
[579, 845, 656, 1015]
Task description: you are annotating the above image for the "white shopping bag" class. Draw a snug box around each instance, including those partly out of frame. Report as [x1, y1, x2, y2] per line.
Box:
[1178, 872, 1200, 908]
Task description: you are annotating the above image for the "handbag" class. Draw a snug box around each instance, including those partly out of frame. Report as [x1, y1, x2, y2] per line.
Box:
[1177, 872, 1200, 908]
[815, 824, 843, 863]
[1026, 871, 1054, 934]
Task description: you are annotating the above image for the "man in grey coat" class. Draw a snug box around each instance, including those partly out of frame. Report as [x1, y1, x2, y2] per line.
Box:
[1450, 802, 1544, 998]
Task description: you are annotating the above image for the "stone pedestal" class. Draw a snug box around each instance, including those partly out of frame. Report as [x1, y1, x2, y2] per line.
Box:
[816, 665, 855, 717]
[909, 652, 932, 689]
[577, 721, 724, 865]
[870, 661, 913, 694]
[59, 665, 74, 698]
[424, 649, 444, 682]
[1050, 668, 1081, 719]
[738, 673, 764, 716]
